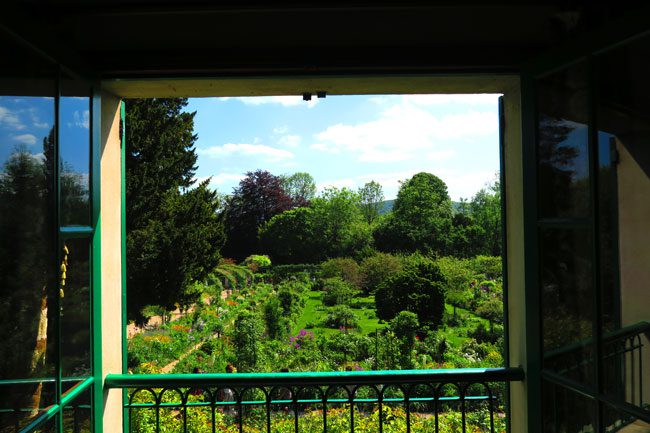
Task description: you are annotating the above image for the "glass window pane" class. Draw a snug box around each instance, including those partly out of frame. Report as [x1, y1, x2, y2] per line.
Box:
[597, 34, 650, 407]
[541, 228, 594, 386]
[62, 386, 93, 433]
[0, 35, 57, 431]
[537, 61, 590, 218]
[60, 77, 91, 227]
[542, 381, 596, 433]
[603, 403, 650, 433]
[61, 238, 91, 378]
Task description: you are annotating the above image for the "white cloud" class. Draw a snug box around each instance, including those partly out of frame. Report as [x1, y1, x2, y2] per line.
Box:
[13, 133, 37, 145]
[0, 106, 25, 130]
[273, 125, 289, 134]
[197, 143, 294, 161]
[278, 134, 301, 148]
[313, 98, 498, 163]
[72, 110, 89, 129]
[235, 96, 318, 108]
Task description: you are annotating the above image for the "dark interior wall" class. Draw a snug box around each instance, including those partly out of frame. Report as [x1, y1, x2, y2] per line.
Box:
[2, 2, 649, 79]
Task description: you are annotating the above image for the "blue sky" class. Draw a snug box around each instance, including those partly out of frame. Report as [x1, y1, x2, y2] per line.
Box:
[0, 96, 89, 175]
[187, 94, 502, 201]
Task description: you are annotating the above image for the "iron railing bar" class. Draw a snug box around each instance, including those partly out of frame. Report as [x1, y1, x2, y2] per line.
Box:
[105, 367, 525, 389]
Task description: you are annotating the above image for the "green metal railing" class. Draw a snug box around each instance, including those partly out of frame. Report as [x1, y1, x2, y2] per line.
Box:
[0, 376, 93, 433]
[105, 367, 524, 433]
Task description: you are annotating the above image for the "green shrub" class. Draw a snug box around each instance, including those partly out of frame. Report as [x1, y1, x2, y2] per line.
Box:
[376, 256, 446, 328]
[321, 277, 358, 306]
[360, 252, 402, 294]
[320, 257, 362, 289]
[322, 305, 359, 329]
[244, 254, 272, 271]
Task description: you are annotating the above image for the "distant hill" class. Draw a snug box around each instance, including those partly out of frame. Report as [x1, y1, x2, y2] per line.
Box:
[378, 199, 463, 215]
[378, 199, 395, 215]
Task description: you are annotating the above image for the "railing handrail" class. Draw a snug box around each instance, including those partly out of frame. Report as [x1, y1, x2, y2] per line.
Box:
[544, 320, 650, 360]
[105, 367, 524, 389]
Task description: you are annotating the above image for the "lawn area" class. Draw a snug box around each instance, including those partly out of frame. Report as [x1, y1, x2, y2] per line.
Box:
[293, 290, 490, 343]
[293, 290, 388, 336]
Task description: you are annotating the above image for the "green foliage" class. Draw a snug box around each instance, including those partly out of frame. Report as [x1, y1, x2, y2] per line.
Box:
[311, 187, 373, 259]
[224, 169, 295, 260]
[323, 305, 359, 329]
[476, 297, 503, 330]
[321, 277, 359, 306]
[376, 256, 446, 328]
[277, 281, 306, 317]
[374, 172, 453, 255]
[358, 180, 384, 224]
[436, 256, 474, 312]
[244, 254, 271, 272]
[389, 311, 420, 368]
[360, 252, 403, 294]
[232, 311, 264, 372]
[320, 257, 362, 289]
[260, 207, 320, 264]
[263, 295, 286, 339]
[280, 172, 317, 205]
[125, 98, 225, 321]
[268, 263, 320, 280]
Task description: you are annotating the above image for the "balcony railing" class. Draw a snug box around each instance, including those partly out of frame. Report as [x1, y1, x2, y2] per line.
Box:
[105, 367, 524, 433]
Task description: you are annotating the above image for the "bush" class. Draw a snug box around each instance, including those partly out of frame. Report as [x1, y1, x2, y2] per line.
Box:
[322, 305, 359, 329]
[263, 295, 285, 339]
[232, 311, 264, 371]
[244, 254, 271, 272]
[321, 277, 358, 306]
[269, 264, 320, 281]
[389, 311, 419, 368]
[360, 252, 402, 294]
[320, 257, 362, 289]
[375, 256, 446, 328]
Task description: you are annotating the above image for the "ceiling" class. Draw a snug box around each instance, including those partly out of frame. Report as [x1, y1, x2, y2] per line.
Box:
[0, 2, 645, 80]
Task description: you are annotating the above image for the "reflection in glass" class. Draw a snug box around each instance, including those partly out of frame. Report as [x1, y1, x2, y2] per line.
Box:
[60, 239, 91, 378]
[62, 386, 93, 433]
[59, 79, 91, 227]
[541, 228, 594, 386]
[603, 404, 650, 433]
[0, 93, 57, 428]
[537, 61, 590, 218]
[543, 381, 596, 433]
[597, 34, 650, 410]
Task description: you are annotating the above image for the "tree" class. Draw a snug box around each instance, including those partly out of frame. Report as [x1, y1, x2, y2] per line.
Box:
[259, 207, 319, 264]
[263, 295, 284, 339]
[360, 252, 403, 295]
[224, 170, 294, 260]
[374, 172, 453, 255]
[321, 277, 358, 306]
[468, 179, 502, 256]
[0, 143, 56, 411]
[375, 256, 446, 328]
[125, 98, 225, 321]
[389, 311, 419, 369]
[436, 257, 474, 318]
[320, 257, 362, 290]
[476, 297, 503, 332]
[232, 311, 264, 371]
[281, 172, 316, 206]
[311, 187, 372, 258]
[358, 181, 384, 224]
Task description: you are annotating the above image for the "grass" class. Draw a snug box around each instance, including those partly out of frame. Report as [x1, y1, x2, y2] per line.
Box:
[293, 290, 388, 336]
[293, 289, 491, 347]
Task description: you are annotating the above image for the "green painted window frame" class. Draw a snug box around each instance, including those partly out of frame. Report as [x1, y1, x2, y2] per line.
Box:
[521, 9, 650, 433]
